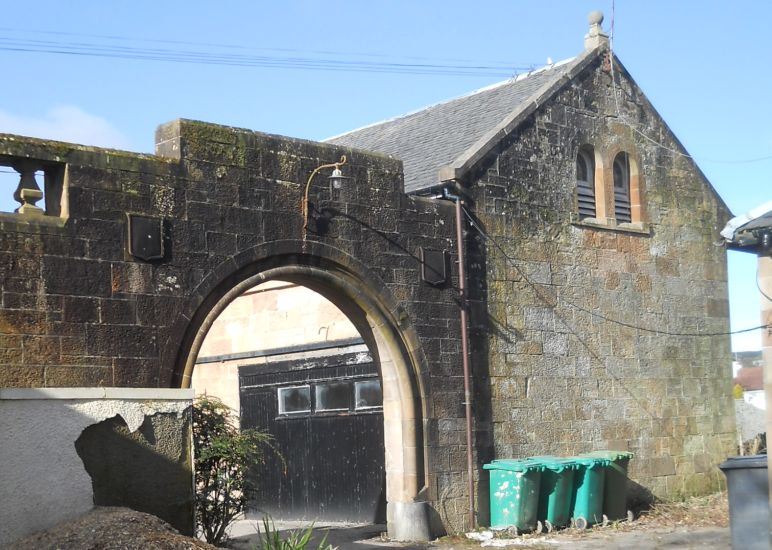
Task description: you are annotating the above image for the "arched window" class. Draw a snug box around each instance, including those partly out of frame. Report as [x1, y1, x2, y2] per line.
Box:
[576, 148, 596, 219]
[613, 152, 632, 223]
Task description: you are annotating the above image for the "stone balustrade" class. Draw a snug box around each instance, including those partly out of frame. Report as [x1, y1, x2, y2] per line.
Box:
[0, 156, 65, 217]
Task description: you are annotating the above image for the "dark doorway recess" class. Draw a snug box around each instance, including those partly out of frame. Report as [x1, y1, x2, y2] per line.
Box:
[240, 349, 386, 523]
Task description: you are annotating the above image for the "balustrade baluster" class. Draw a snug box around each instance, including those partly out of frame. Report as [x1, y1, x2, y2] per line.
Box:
[11, 160, 44, 216]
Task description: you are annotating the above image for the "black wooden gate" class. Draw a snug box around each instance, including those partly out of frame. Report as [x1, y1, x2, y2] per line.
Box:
[239, 349, 386, 523]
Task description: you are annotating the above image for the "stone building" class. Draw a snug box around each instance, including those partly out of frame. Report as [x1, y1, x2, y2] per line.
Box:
[191, 281, 362, 414]
[328, 11, 735, 503]
[0, 12, 735, 540]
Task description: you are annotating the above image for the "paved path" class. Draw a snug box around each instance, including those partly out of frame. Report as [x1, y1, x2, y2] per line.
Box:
[227, 521, 426, 550]
[226, 521, 730, 549]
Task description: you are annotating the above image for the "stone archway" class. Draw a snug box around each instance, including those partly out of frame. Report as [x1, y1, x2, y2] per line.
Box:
[169, 241, 433, 541]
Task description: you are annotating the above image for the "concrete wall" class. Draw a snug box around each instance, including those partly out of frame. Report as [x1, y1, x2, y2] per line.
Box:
[743, 389, 766, 411]
[464, 55, 735, 504]
[0, 388, 194, 546]
[763, 257, 772, 365]
[761, 256, 772, 479]
[735, 396, 766, 442]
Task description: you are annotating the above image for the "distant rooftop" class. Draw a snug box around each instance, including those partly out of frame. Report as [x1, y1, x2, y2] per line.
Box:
[735, 365, 764, 392]
[733, 350, 765, 367]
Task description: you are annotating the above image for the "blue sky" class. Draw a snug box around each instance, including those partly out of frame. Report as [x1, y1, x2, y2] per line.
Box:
[0, 1, 769, 351]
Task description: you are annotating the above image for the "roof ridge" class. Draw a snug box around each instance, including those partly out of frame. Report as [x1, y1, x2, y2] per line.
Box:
[323, 56, 576, 143]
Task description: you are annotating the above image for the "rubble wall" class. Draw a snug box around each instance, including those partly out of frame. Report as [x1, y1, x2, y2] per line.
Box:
[464, 55, 735, 506]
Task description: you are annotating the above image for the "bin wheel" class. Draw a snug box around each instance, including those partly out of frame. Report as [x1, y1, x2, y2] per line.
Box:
[601, 514, 609, 527]
[544, 520, 553, 533]
[535, 520, 543, 534]
[626, 510, 635, 522]
[574, 517, 588, 530]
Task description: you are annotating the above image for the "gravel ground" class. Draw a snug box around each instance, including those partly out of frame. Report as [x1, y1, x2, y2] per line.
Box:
[433, 492, 730, 550]
[227, 493, 731, 549]
[2, 493, 731, 550]
[2, 507, 218, 550]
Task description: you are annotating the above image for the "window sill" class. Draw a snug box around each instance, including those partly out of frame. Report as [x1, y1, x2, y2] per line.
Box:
[275, 407, 383, 420]
[570, 215, 651, 236]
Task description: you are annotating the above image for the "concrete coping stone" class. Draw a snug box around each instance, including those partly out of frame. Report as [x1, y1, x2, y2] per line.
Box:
[0, 387, 195, 400]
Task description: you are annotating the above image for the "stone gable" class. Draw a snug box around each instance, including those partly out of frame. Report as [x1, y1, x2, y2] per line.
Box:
[463, 54, 734, 504]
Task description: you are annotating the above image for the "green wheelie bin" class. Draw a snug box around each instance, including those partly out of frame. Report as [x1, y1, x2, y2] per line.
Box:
[484, 459, 544, 532]
[569, 455, 610, 528]
[528, 456, 578, 531]
[580, 450, 634, 521]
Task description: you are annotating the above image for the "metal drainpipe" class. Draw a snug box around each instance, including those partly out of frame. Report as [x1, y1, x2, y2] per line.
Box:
[443, 186, 476, 530]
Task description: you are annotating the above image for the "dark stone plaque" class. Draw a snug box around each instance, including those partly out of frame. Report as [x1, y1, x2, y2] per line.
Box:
[127, 214, 164, 261]
[420, 247, 447, 286]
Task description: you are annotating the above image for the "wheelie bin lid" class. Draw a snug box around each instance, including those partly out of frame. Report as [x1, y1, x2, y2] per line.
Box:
[580, 450, 634, 462]
[526, 455, 579, 472]
[719, 455, 767, 470]
[484, 459, 544, 473]
[569, 455, 611, 468]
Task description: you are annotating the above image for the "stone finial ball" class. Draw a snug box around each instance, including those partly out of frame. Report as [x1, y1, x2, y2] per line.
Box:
[588, 10, 604, 25]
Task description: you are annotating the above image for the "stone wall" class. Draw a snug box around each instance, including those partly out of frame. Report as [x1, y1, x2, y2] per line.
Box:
[0, 387, 194, 545]
[0, 122, 457, 391]
[464, 55, 735, 504]
[0, 124, 466, 534]
[197, 281, 358, 359]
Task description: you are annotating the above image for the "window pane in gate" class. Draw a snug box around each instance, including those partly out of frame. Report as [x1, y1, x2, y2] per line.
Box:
[278, 385, 311, 414]
[355, 380, 383, 410]
[315, 381, 350, 411]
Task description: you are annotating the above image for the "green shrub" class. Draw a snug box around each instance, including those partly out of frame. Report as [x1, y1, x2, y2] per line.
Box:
[255, 517, 336, 550]
[193, 396, 281, 545]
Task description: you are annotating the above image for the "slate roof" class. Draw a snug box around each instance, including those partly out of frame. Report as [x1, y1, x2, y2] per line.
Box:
[326, 56, 583, 193]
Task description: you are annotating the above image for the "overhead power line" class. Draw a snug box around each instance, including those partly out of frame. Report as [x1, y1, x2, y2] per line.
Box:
[0, 27, 525, 67]
[461, 206, 771, 338]
[3, 27, 771, 162]
[0, 30, 533, 78]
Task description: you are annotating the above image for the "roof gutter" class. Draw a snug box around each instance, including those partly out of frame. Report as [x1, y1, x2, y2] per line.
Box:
[721, 200, 772, 257]
[408, 179, 462, 198]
